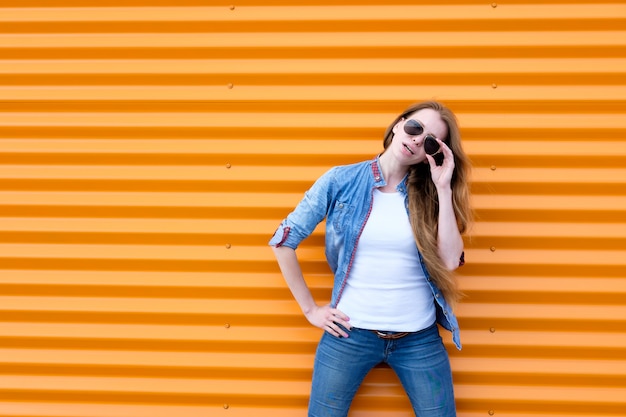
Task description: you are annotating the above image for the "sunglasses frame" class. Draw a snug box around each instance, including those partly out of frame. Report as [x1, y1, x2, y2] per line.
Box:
[403, 119, 441, 156]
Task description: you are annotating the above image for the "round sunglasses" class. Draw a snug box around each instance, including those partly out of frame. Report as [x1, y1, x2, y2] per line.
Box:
[403, 119, 441, 156]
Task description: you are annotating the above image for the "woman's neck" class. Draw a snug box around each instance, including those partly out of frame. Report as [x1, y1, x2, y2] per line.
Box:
[378, 152, 409, 192]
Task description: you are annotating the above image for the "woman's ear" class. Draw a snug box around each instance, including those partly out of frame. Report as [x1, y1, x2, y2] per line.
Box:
[392, 118, 404, 134]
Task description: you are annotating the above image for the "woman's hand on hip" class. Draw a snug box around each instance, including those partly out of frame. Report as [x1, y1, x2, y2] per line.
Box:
[305, 304, 351, 338]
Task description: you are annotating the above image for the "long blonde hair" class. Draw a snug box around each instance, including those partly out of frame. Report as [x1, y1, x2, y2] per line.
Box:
[383, 101, 472, 307]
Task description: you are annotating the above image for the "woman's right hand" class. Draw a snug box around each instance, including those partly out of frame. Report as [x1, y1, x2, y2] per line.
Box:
[305, 304, 351, 338]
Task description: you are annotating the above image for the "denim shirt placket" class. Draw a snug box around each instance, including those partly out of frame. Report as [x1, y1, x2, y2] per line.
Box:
[332, 158, 387, 308]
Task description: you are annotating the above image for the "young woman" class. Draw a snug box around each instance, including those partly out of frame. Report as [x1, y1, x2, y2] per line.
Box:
[269, 100, 472, 416]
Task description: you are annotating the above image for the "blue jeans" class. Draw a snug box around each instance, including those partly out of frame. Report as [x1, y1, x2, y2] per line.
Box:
[308, 323, 456, 417]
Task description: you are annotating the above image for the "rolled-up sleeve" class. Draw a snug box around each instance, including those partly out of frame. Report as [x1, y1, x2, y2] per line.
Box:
[269, 168, 335, 249]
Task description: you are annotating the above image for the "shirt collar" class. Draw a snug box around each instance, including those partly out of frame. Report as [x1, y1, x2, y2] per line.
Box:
[371, 155, 409, 193]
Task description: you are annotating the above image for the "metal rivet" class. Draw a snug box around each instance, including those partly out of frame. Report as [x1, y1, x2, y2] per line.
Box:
[225, 323, 231, 328]
[490, 327, 496, 333]
[492, 83, 498, 89]
[490, 246, 496, 252]
[224, 403, 230, 409]
[229, 5, 235, 10]
[226, 163, 231, 169]
[490, 165, 496, 170]
[375, 176, 381, 181]
[227, 83, 234, 89]
[491, 3, 497, 8]
[226, 243, 232, 249]
[488, 411, 495, 416]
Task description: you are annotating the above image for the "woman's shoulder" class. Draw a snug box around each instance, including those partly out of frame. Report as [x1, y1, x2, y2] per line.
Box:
[319, 159, 369, 182]
[314, 159, 373, 192]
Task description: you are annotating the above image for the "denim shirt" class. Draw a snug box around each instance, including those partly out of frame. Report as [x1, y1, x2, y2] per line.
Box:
[269, 156, 463, 350]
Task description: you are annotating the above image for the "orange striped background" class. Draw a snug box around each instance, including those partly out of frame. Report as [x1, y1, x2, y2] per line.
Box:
[1, 1, 625, 416]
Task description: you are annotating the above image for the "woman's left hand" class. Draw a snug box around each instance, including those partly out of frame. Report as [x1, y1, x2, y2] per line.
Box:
[425, 139, 455, 190]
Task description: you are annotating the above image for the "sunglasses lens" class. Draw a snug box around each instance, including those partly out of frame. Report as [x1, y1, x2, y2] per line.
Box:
[403, 119, 423, 136]
[424, 136, 440, 155]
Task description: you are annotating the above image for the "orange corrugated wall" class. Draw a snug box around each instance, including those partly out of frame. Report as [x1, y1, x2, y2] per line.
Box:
[1, 1, 625, 416]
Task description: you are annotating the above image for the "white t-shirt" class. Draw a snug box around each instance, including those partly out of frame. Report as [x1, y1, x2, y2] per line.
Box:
[336, 189, 436, 332]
